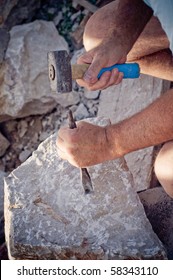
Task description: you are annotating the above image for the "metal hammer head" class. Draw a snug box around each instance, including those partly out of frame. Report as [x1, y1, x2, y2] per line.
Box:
[48, 50, 72, 93]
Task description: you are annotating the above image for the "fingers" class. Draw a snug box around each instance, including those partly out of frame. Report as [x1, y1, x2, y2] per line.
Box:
[56, 128, 67, 160]
[77, 48, 125, 90]
[77, 69, 124, 91]
[78, 52, 106, 85]
[56, 127, 74, 157]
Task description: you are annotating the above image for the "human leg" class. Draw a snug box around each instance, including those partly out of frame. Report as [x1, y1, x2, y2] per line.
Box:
[154, 141, 173, 198]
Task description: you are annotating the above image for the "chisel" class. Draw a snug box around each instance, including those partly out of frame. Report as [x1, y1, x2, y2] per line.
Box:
[68, 110, 93, 194]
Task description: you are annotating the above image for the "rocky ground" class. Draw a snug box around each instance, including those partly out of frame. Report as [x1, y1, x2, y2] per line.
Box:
[0, 0, 102, 259]
[0, 87, 100, 173]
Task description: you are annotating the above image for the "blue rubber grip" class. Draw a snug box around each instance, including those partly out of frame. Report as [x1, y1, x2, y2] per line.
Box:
[97, 63, 140, 79]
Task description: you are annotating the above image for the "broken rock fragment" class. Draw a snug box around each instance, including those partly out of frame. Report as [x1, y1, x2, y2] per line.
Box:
[4, 117, 167, 259]
[0, 20, 69, 122]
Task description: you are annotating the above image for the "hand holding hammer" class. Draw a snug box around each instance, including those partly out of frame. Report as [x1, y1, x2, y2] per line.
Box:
[48, 50, 140, 94]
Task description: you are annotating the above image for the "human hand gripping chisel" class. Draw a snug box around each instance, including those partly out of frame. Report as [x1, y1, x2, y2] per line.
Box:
[68, 109, 93, 194]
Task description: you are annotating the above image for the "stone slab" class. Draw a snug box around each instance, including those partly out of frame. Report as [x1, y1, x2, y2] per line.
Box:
[4, 117, 167, 259]
[98, 75, 170, 191]
[139, 187, 173, 260]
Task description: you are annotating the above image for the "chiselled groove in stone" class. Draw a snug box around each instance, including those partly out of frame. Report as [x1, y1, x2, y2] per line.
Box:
[9, 204, 23, 209]
[33, 197, 70, 225]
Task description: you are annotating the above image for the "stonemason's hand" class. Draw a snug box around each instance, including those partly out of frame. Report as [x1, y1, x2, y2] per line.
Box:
[76, 0, 152, 91]
[76, 2, 127, 91]
[56, 121, 113, 168]
[77, 42, 126, 91]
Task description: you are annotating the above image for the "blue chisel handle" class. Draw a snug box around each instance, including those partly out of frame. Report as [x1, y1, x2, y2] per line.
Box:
[97, 63, 140, 79]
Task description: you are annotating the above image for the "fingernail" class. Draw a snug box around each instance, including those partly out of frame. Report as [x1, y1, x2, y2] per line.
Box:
[120, 72, 124, 78]
[84, 72, 97, 84]
[84, 72, 92, 83]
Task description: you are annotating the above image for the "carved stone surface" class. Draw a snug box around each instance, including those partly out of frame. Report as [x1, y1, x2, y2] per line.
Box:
[4, 117, 167, 259]
[98, 75, 170, 191]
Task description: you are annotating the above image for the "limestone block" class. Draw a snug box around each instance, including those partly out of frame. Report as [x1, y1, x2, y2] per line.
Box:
[0, 20, 68, 122]
[4, 117, 167, 260]
[139, 187, 173, 260]
[98, 75, 170, 191]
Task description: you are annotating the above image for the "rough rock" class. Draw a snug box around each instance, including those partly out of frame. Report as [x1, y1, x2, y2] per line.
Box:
[0, 28, 10, 64]
[4, 117, 167, 260]
[84, 89, 100, 100]
[0, 20, 69, 122]
[0, 0, 19, 27]
[98, 75, 170, 191]
[0, 0, 41, 29]
[55, 91, 80, 108]
[19, 149, 31, 163]
[0, 132, 10, 157]
[74, 103, 89, 120]
[139, 187, 173, 260]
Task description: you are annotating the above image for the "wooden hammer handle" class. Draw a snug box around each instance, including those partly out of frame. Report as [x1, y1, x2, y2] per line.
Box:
[72, 63, 140, 80]
[71, 64, 90, 80]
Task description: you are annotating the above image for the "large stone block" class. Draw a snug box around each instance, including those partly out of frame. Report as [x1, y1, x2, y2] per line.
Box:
[98, 75, 170, 191]
[4, 117, 167, 259]
[0, 20, 68, 122]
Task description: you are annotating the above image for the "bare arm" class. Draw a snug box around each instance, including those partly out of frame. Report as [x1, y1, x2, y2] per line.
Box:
[107, 88, 173, 159]
[57, 88, 173, 168]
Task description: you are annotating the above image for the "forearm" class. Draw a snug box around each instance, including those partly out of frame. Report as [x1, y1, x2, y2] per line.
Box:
[107, 88, 173, 158]
[134, 49, 173, 81]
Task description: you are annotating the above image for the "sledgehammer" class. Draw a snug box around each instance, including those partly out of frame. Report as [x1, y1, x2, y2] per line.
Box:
[47, 50, 140, 93]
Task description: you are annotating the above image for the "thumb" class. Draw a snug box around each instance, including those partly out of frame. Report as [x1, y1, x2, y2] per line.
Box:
[77, 51, 107, 84]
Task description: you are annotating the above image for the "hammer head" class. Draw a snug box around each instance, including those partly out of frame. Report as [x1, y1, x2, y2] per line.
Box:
[48, 50, 72, 93]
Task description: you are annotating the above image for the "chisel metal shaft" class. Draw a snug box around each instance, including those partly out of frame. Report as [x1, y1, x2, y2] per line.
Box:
[68, 110, 93, 194]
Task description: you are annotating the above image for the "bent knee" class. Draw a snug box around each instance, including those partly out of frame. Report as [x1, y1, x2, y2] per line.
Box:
[154, 141, 173, 198]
